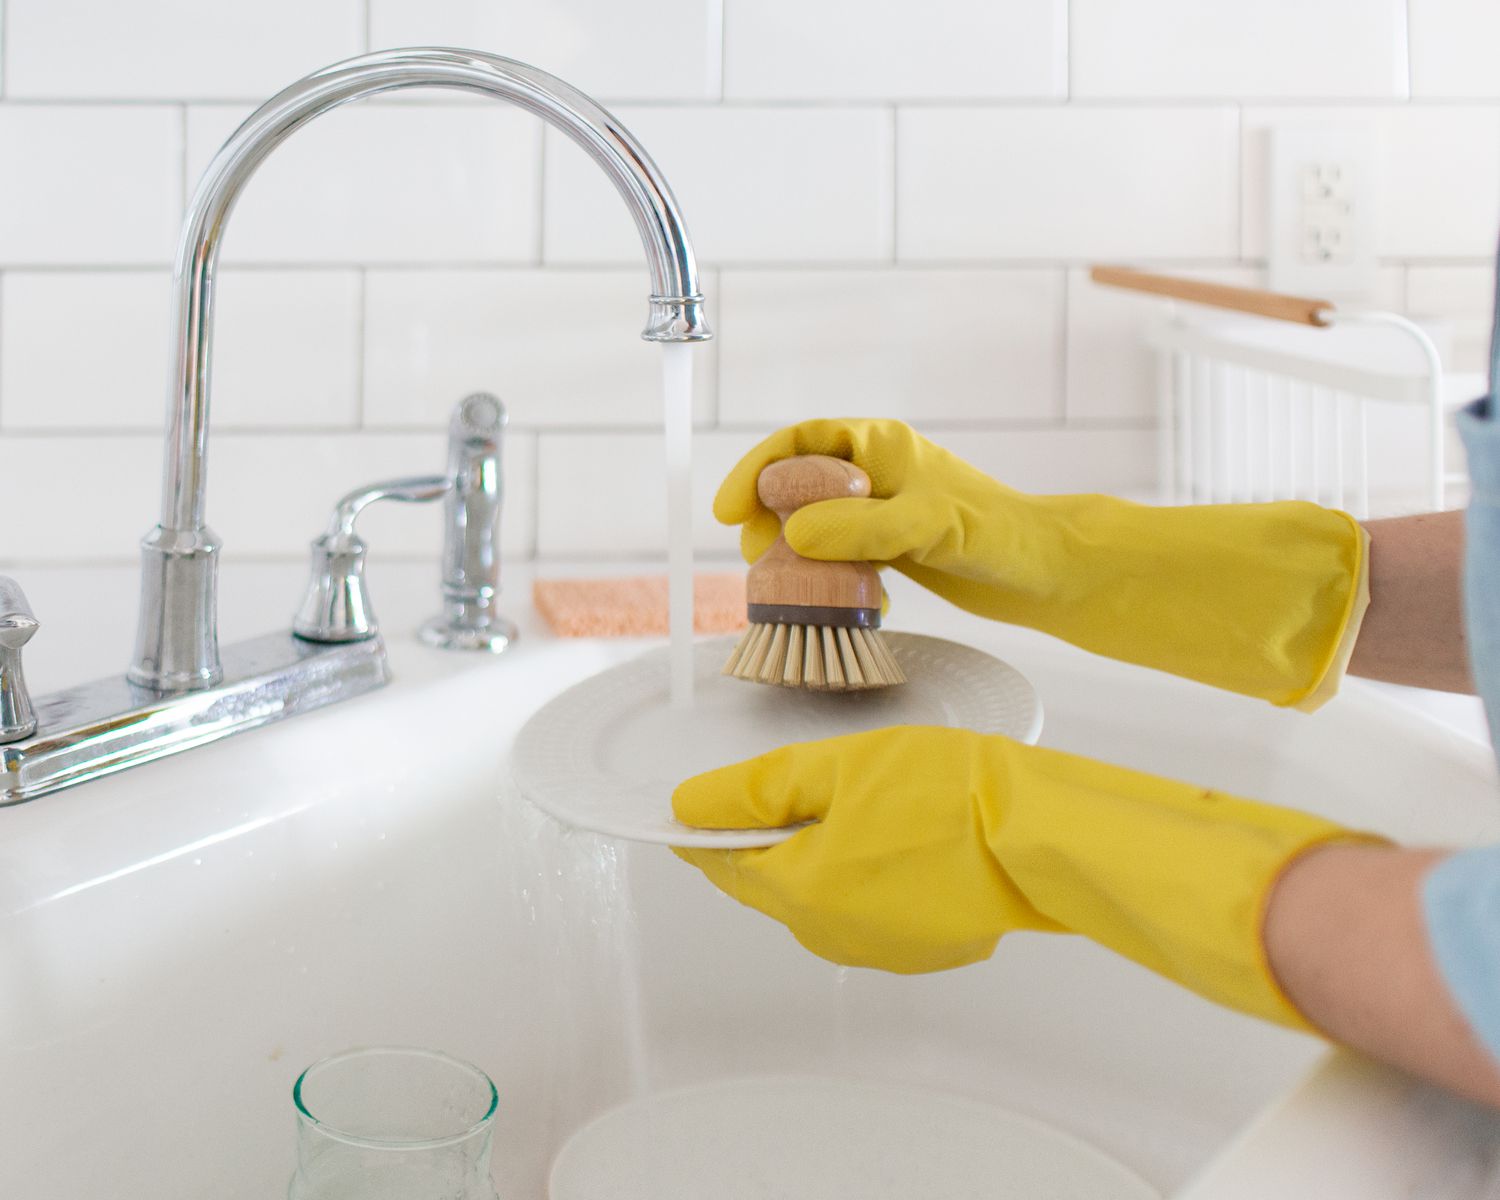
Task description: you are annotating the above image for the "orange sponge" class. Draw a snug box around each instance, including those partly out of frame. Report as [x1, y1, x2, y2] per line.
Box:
[533, 573, 748, 638]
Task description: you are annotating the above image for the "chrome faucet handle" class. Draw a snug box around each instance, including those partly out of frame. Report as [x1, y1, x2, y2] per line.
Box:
[419, 393, 518, 654]
[0, 577, 39, 743]
[293, 476, 452, 644]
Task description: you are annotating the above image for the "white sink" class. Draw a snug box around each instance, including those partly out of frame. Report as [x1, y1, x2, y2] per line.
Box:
[3, 561, 1498, 1198]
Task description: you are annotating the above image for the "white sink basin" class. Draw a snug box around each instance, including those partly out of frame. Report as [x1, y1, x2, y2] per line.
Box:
[3, 561, 1498, 1198]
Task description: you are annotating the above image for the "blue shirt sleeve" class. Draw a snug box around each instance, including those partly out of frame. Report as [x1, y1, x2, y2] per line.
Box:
[1420, 250, 1500, 1061]
[1359, 401, 1500, 1062]
[1423, 845, 1500, 1062]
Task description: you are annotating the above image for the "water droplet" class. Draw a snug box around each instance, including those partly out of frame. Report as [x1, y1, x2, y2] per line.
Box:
[192, 857, 203, 867]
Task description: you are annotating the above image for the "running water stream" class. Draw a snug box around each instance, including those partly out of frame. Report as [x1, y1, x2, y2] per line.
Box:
[501, 343, 863, 1192]
[662, 342, 697, 710]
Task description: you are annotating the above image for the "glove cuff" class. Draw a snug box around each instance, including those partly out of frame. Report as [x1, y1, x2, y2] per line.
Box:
[1026, 496, 1369, 708]
[1289, 520, 1371, 712]
[988, 741, 1385, 1031]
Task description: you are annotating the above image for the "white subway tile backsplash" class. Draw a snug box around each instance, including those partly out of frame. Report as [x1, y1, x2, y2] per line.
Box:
[1241, 107, 1500, 260]
[897, 108, 1240, 262]
[5, 0, 363, 99]
[185, 104, 540, 264]
[1410, 0, 1500, 98]
[723, 0, 1064, 100]
[0, 434, 161, 560]
[0, 272, 169, 430]
[1, 269, 363, 431]
[537, 430, 758, 558]
[2, 1, 1497, 570]
[213, 270, 362, 428]
[1408, 264, 1497, 374]
[1071, 0, 1407, 99]
[718, 269, 1062, 425]
[1066, 266, 1260, 424]
[363, 268, 717, 428]
[0, 107, 181, 265]
[0, 428, 535, 563]
[918, 427, 1157, 496]
[368, 0, 722, 101]
[543, 107, 894, 265]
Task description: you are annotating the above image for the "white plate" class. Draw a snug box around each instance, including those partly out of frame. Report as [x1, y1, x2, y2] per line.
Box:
[549, 1075, 1159, 1200]
[510, 632, 1041, 848]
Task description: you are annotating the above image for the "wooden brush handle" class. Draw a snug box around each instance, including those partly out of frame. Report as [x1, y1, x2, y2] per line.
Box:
[757, 454, 871, 514]
[748, 455, 883, 614]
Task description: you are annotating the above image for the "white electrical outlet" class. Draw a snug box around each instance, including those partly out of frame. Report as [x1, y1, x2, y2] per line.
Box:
[1267, 124, 1378, 301]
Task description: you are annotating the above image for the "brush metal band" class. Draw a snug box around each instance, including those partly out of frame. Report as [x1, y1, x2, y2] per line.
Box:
[746, 603, 881, 630]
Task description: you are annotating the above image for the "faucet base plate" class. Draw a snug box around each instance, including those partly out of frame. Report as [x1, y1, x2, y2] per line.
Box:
[0, 633, 391, 807]
[417, 614, 517, 654]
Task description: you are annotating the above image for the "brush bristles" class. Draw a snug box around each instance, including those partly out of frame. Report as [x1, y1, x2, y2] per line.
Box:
[723, 622, 906, 690]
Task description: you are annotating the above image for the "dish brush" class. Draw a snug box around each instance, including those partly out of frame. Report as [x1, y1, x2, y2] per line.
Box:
[723, 454, 906, 691]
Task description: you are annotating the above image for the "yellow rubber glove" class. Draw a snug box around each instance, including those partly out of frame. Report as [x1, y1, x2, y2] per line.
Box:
[717, 419, 1368, 709]
[674, 727, 1381, 1030]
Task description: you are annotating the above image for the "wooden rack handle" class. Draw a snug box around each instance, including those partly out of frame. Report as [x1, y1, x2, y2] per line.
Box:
[1090, 265, 1335, 327]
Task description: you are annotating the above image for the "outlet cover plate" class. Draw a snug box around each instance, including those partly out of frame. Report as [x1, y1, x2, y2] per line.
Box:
[1267, 122, 1378, 302]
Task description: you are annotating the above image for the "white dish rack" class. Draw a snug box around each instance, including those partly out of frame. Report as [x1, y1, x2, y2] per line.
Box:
[1093, 267, 1480, 517]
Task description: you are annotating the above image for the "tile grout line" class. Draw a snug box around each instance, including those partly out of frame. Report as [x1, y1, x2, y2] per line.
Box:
[1404, 0, 1415, 101]
[533, 124, 547, 265]
[0, 0, 7, 100]
[527, 434, 542, 558]
[362, 0, 373, 54]
[178, 104, 189, 211]
[0, 417, 1175, 438]
[354, 267, 367, 430]
[1234, 104, 1244, 263]
[1064, 0, 1072, 102]
[888, 104, 899, 264]
[216, 256, 1500, 271]
[713, 0, 727, 102]
[707, 267, 723, 429]
[0, 96, 1493, 109]
[1058, 267, 1070, 423]
[4, 255, 1494, 275]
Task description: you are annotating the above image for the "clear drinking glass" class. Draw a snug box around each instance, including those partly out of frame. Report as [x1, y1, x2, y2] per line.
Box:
[289, 1046, 501, 1200]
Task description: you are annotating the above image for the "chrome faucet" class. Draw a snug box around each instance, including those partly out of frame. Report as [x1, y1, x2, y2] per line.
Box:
[418, 393, 518, 653]
[0, 48, 710, 807]
[291, 392, 513, 649]
[0, 578, 38, 744]
[133, 46, 708, 693]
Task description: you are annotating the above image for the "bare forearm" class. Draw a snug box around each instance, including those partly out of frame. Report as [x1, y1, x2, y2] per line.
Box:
[1347, 511, 1474, 693]
[1264, 843, 1500, 1106]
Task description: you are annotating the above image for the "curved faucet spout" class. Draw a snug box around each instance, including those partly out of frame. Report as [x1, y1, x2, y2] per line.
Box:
[130, 47, 711, 692]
